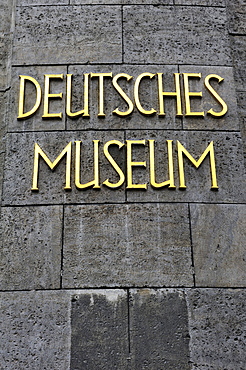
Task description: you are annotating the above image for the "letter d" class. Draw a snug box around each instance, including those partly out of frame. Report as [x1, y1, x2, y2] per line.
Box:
[18, 75, 42, 119]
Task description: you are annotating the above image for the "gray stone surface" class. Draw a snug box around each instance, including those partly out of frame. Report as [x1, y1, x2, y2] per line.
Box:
[2, 131, 125, 205]
[237, 91, 246, 159]
[230, 36, 246, 91]
[0, 206, 63, 290]
[227, 0, 246, 34]
[70, 290, 129, 369]
[190, 204, 246, 287]
[8, 66, 67, 132]
[17, 0, 69, 4]
[0, 1, 14, 90]
[13, 5, 122, 65]
[179, 66, 239, 131]
[0, 93, 6, 204]
[0, 290, 71, 370]
[176, 0, 225, 5]
[126, 130, 245, 203]
[71, 0, 173, 3]
[187, 288, 246, 369]
[63, 203, 193, 288]
[129, 289, 190, 369]
[67, 64, 182, 131]
[123, 6, 231, 65]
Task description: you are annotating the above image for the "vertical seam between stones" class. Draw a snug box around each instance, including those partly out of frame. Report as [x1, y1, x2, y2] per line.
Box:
[127, 288, 131, 357]
[188, 203, 196, 287]
[60, 204, 65, 289]
[121, 5, 124, 64]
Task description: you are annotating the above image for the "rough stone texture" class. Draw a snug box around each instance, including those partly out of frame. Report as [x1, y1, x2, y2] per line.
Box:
[63, 204, 193, 288]
[190, 204, 246, 287]
[230, 36, 246, 91]
[123, 6, 231, 65]
[2, 131, 125, 205]
[129, 289, 191, 369]
[8, 66, 67, 132]
[227, 0, 246, 34]
[71, 0, 173, 3]
[0, 206, 63, 290]
[0, 93, 6, 204]
[0, 1, 14, 90]
[179, 66, 239, 131]
[17, 0, 69, 4]
[236, 91, 246, 159]
[0, 290, 71, 370]
[13, 6, 122, 65]
[187, 288, 246, 369]
[126, 130, 245, 203]
[67, 64, 182, 131]
[176, 0, 225, 5]
[70, 290, 129, 369]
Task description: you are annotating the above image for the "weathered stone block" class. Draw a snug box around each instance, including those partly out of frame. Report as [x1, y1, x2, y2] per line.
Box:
[0, 206, 63, 290]
[17, 0, 69, 4]
[236, 91, 246, 158]
[0, 1, 14, 90]
[175, 0, 225, 5]
[8, 66, 67, 132]
[66, 64, 182, 131]
[63, 203, 193, 288]
[230, 36, 246, 91]
[2, 131, 125, 205]
[13, 6, 122, 65]
[227, 0, 246, 34]
[71, 0, 173, 3]
[126, 130, 245, 203]
[179, 66, 239, 131]
[190, 204, 246, 287]
[123, 6, 231, 65]
[0, 93, 6, 204]
[0, 291, 71, 369]
[70, 290, 129, 369]
[187, 288, 246, 369]
[129, 289, 190, 369]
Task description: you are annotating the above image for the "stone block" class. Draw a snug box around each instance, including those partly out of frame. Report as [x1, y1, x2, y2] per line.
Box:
[0, 291, 71, 369]
[8, 66, 67, 132]
[17, 0, 69, 4]
[70, 290, 129, 369]
[0, 1, 14, 90]
[129, 289, 190, 369]
[125, 130, 245, 203]
[236, 91, 246, 158]
[187, 288, 246, 369]
[2, 131, 125, 205]
[62, 203, 193, 288]
[190, 204, 246, 287]
[0, 93, 6, 203]
[0, 206, 63, 290]
[227, 0, 246, 34]
[66, 64, 182, 131]
[179, 66, 239, 131]
[123, 6, 231, 65]
[175, 0, 225, 5]
[13, 5, 122, 65]
[230, 36, 246, 91]
[71, 0, 173, 3]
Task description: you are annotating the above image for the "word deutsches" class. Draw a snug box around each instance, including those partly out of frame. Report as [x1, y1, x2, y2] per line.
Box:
[18, 72, 228, 119]
[32, 140, 218, 191]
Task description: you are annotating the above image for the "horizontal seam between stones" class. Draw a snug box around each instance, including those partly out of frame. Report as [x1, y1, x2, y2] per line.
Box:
[5, 129, 242, 134]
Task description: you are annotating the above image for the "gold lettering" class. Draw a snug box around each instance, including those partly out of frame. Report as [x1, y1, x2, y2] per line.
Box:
[32, 142, 72, 190]
[18, 75, 42, 119]
[134, 73, 156, 115]
[112, 73, 134, 116]
[177, 141, 218, 189]
[43, 74, 63, 119]
[204, 74, 228, 117]
[66, 73, 90, 117]
[90, 73, 113, 117]
[126, 140, 147, 189]
[75, 140, 100, 189]
[183, 73, 204, 116]
[149, 140, 175, 188]
[157, 73, 182, 116]
[103, 140, 125, 188]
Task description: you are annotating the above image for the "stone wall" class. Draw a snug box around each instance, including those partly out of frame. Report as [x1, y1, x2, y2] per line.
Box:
[0, 1, 245, 369]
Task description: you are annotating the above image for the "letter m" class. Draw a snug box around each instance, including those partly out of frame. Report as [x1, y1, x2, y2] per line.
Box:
[32, 142, 72, 190]
[177, 141, 218, 189]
